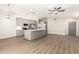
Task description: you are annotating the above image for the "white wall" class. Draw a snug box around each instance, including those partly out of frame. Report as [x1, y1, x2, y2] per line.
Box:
[48, 17, 79, 36]
[48, 17, 66, 35]
[0, 17, 16, 39]
[76, 19, 79, 36]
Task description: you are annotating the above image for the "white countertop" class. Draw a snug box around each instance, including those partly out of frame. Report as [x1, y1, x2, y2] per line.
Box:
[24, 29, 46, 32]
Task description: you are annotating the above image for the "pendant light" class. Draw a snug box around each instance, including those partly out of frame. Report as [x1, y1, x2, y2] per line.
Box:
[7, 4, 10, 19]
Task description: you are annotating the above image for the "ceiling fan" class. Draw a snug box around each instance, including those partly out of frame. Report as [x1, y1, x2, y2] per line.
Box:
[48, 6, 65, 14]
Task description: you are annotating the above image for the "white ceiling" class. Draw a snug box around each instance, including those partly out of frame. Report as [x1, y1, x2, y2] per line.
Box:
[0, 4, 79, 19]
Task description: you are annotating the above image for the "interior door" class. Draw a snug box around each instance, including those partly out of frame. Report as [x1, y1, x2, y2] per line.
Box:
[68, 22, 76, 36]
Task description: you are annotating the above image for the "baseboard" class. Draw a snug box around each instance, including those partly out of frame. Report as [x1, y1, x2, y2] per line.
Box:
[0, 36, 17, 40]
[16, 35, 24, 37]
[48, 33, 66, 36]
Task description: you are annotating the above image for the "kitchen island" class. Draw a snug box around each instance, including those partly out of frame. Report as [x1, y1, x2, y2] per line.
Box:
[24, 29, 46, 40]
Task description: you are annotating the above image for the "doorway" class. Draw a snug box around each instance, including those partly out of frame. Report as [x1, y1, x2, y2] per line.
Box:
[68, 22, 76, 36]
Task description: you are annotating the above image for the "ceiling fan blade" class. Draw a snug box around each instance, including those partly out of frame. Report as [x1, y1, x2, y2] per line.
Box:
[58, 9, 65, 12]
[48, 9, 56, 14]
[49, 8, 56, 11]
[57, 7, 61, 10]
[48, 11, 54, 14]
[49, 9, 53, 11]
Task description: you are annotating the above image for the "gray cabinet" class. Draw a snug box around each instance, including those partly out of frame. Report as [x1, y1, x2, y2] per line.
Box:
[24, 29, 46, 40]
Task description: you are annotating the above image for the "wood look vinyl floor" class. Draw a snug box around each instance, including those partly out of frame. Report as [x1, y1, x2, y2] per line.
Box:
[0, 34, 79, 54]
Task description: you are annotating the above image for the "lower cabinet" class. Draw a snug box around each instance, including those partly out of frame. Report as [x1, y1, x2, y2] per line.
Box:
[24, 29, 46, 40]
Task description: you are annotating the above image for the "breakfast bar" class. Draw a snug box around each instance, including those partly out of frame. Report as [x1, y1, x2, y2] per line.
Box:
[24, 29, 46, 40]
